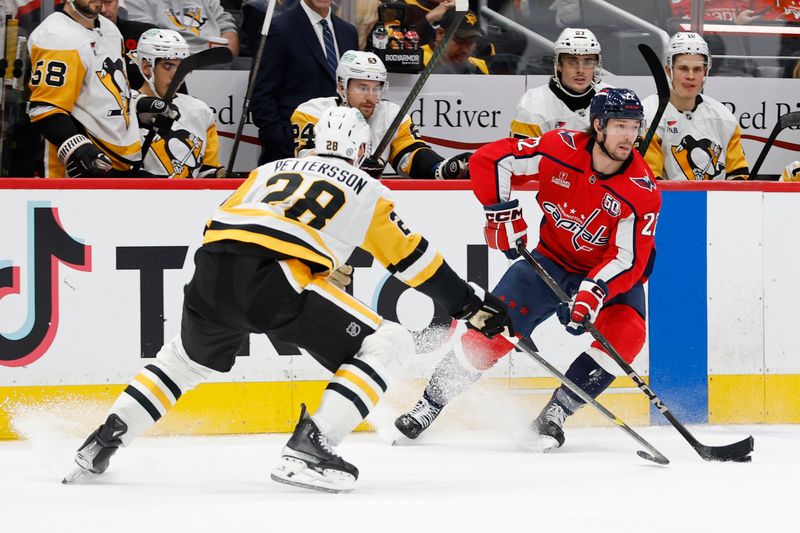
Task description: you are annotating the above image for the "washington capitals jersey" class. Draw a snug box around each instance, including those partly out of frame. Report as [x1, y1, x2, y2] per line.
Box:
[642, 94, 749, 180]
[28, 12, 141, 176]
[510, 81, 610, 139]
[470, 131, 661, 300]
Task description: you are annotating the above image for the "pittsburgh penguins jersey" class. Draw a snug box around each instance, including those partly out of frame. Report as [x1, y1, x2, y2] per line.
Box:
[28, 12, 141, 176]
[642, 94, 749, 180]
[203, 155, 452, 293]
[291, 97, 432, 177]
[132, 91, 222, 178]
[470, 131, 661, 300]
[124, 0, 238, 53]
[510, 80, 610, 139]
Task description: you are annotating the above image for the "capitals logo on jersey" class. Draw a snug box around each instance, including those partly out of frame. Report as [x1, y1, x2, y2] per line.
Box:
[558, 130, 577, 150]
[96, 57, 132, 127]
[630, 175, 656, 191]
[542, 201, 609, 252]
[165, 7, 207, 36]
[151, 129, 205, 177]
[671, 134, 724, 180]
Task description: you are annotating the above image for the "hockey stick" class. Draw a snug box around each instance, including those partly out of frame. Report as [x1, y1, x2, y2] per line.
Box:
[134, 46, 233, 173]
[227, 0, 276, 172]
[513, 336, 669, 465]
[370, 1, 470, 163]
[516, 242, 754, 462]
[748, 111, 800, 179]
[637, 44, 670, 156]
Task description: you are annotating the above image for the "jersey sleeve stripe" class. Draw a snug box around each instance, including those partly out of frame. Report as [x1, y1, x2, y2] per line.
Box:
[594, 213, 636, 284]
[403, 252, 444, 288]
[509, 120, 542, 139]
[386, 238, 429, 274]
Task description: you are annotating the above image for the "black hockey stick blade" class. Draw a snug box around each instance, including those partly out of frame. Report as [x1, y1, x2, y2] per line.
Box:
[693, 434, 754, 462]
[750, 110, 800, 178]
[637, 44, 670, 156]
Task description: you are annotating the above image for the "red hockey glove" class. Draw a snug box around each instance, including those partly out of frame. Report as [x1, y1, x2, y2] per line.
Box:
[483, 199, 528, 260]
[557, 278, 608, 335]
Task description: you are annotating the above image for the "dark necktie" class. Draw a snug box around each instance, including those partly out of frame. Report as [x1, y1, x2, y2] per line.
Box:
[320, 19, 338, 77]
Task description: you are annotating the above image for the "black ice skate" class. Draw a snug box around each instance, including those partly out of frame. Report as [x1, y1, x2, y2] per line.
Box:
[532, 400, 567, 452]
[394, 397, 442, 440]
[62, 414, 127, 483]
[271, 404, 359, 493]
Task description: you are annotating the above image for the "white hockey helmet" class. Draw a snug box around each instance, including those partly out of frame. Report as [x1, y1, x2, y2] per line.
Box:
[667, 32, 711, 70]
[314, 106, 372, 168]
[336, 51, 388, 106]
[553, 28, 602, 95]
[134, 29, 191, 96]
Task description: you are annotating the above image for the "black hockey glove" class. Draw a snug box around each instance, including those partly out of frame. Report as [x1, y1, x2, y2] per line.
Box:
[360, 156, 387, 178]
[435, 152, 471, 180]
[58, 135, 113, 177]
[136, 97, 181, 130]
[452, 282, 514, 339]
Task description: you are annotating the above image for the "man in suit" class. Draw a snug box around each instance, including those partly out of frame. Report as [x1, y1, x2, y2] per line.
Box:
[251, 0, 358, 164]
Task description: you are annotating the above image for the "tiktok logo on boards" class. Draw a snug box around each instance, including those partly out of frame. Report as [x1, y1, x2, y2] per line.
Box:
[0, 202, 91, 367]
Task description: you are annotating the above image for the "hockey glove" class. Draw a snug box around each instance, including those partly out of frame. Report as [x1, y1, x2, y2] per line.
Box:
[197, 165, 226, 178]
[58, 135, 113, 177]
[360, 156, 387, 178]
[483, 199, 528, 260]
[328, 264, 353, 291]
[136, 97, 181, 130]
[556, 278, 608, 335]
[434, 152, 471, 180]
[452, 282, 514, 339]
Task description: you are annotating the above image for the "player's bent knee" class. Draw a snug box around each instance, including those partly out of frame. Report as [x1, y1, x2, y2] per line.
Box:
[154, 336, 215, 392]
[592, 305, 645, 364]
[355, 320, 414, 380]
[458, 328, 514, 371]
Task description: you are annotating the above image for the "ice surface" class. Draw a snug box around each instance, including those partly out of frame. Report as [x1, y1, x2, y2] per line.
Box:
[1, 417, 797, 533]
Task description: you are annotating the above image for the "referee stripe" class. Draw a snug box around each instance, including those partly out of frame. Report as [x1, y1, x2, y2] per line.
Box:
[124, 385, 162, 422]
[145, 364, 182, 400]
[348, 358, 388, 392]
[326, 382, 370, 418]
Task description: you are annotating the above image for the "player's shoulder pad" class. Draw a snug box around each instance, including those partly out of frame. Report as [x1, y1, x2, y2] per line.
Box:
[698, 94, 738, 123]
[615, 157, 661, 208]
[30, 13, 95, 51]
[515, 84, 551, 118]
[538, 128, 584, 153]
[173, 93, 215, 120]
[98, 15, 123, 39]
[294, 96, 337, 119]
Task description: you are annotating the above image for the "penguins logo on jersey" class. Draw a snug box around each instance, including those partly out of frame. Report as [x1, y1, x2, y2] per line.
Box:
[151, 129, 205, 177]
[670, 134, 724, 180]
[165, 7, 208, 36]
[96, 58, 132, 127]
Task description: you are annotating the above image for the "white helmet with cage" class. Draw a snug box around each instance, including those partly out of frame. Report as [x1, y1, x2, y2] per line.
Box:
[314, 106, 372, 168]
[336, 51, 388, 106]
[134, 29, 191, 97]
[552, 28, 602, 95]
[667, 31, 711, 70]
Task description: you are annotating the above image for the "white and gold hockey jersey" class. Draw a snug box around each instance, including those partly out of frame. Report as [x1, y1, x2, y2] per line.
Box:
[643, 94, 749, 180]
[291, 97, 427, 176]
[28, 13, 141, 177]
[510, 81, 610, 139]
[204, 155, 445, 287]
[133, 92, 222, 178]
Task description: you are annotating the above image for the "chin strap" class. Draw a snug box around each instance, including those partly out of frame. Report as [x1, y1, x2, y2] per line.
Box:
[67, 0, 99, 23]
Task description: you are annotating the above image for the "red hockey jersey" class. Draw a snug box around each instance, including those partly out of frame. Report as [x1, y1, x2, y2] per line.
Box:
[470, 131, 661, 300]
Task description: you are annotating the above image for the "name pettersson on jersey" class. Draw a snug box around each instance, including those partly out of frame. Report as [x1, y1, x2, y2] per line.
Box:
[273, 159, 369, 195]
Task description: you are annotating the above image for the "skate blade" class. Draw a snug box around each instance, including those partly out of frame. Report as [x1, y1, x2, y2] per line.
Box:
[514, 428, 561, 453]
[271, 456, 355, 494]
[62, 463, 98, 484]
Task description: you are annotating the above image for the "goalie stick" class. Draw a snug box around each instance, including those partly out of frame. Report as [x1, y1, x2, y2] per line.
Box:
[370, 0, 470, 166]
[748, 110, 800, 179]
[134, 46, 233, 173]
[637, 43, 670, 156]
[513, 336, 669, 465]
[516, 242, 755, 462]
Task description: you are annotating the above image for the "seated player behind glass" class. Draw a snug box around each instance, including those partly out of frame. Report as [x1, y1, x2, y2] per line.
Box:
[291, 50, 470, 179]
[510, 28, 608, 140]
[62, 106, 512, 493]
[642, 32, 749, 181]
[422, 9, 490, 75]
[131, 29, 225, 178]
[395, 89, 661, 454]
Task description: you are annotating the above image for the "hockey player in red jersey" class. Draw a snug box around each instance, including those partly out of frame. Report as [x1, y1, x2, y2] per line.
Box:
[396, 88, 662, 451]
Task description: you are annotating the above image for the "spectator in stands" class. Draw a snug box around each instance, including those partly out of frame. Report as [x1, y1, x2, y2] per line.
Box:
[123, 0, 240, 56]
[101, 0, 156, 93]
[250, 0, 358, 164]
[422, 9, 489, 74]
[642, 32, 749, 180]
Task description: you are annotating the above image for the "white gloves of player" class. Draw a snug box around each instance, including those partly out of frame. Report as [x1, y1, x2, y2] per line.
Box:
[435, 152, 471, 180]
[57, 135, 113, 177]
[328, 264, 354, 291]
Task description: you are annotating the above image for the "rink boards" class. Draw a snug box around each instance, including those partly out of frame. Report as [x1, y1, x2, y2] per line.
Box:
[0, 180, 798, 438]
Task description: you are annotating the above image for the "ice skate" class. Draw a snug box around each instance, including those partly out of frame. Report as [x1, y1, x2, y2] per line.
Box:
[62, 414, 127, 483]
[271, 404, 359, 494]
[394, 396, 442, 440]
[531, 400, 567, 452]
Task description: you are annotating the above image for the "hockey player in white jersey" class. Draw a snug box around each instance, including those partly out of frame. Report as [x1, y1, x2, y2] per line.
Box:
[510, 28, 608, 139]
[132, 29, 225, 178]
[28, 0, 142, 177]
[63, 107, 512, 493]
[291, 50, 470, 179]
[642, 32, 749, 180]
